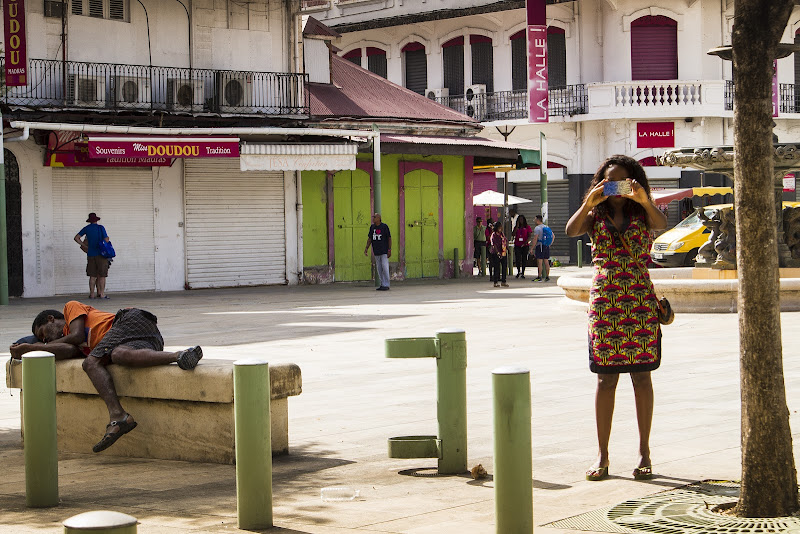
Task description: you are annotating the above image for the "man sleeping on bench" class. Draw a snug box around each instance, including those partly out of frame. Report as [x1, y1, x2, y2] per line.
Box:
[9, 301, 203, 453]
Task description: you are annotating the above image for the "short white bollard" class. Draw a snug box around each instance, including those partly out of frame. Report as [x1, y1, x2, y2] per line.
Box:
[63, 511, 138, 533]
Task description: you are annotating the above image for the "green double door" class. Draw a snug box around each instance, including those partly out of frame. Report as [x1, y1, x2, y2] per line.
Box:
[404, 170, 440, 278]
[334, 170, 373, 281]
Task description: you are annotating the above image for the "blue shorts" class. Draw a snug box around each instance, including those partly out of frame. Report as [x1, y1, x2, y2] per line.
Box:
[535, 244, 550, 259]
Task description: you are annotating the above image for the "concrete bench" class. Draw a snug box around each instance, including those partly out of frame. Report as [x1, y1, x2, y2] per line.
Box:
[5, 358, 301, 464]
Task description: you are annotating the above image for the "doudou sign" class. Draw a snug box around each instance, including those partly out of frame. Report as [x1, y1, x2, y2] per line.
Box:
[87, 137, 241, 159]
[3, 0, 28, 86]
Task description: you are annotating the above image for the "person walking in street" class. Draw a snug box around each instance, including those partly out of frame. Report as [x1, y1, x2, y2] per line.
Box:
[565, 154, 667, 482]
[474, 217, 487, 276]
[485, 218, 495, 281]
[513, 214, 531, 278]
[531, 215, 553, 282]
[75, 212, 111, 299]
[10, 301, 203, 453]
[489, 222, 509, 287]
[365, 213, 392, 291]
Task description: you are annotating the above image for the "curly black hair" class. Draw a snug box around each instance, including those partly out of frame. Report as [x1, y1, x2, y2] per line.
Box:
[585, 155, 654, 227]
[32, 309, 64, 335]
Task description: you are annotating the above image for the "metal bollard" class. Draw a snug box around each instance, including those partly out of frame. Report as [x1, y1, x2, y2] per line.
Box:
[233, 359, 273, 530]
[386, 329, 468, 475]
[577, 239, 583, 268]
[492, 366, 533, 534]
[23, 351, 59, 508]
[63, 511, 138, 534]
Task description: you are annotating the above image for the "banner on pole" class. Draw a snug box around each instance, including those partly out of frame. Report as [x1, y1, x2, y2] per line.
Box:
[526, 0, 548, 123]
[3, 0, 29, 86]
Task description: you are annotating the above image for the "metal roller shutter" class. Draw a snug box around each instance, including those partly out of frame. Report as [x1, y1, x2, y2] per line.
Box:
[184, 160, 286, 288]
[649, 177, 681, 229]
[513, 181, 570, 258]
[631, 16, 678, 81]
[52, 168, 156, 294]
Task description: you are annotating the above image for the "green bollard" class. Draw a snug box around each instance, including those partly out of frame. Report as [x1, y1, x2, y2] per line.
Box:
[23, 351, 59, 508]
[492, 366, 532, 534]
[577, 239, 583, 268]
[385, 329, 468, 475]
[63, 511, 138, 533]
[233, 359, 272, 530]
[436, 329, 468, 474]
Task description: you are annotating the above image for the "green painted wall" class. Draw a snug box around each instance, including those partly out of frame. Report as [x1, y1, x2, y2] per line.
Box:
[301, 154, 466, 269]
[301, 171, 328, 267]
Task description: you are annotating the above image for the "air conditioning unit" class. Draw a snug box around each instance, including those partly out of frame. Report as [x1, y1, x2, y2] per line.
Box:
[69, 74, 107, 108]
[167, 78, 205, 112]
[465, 84, 487, 120]
[115, 76, 151, 109]
[216, 72, 255, 113]
[425, 88, 449, 100]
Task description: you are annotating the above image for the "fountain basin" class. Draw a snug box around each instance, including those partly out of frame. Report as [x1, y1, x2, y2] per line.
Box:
[557, 268, 800, 313]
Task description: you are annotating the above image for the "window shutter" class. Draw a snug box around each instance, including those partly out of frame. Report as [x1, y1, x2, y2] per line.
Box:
[547, 27, 566, 88]
[470, 38, 494, 92]
[404, 48, 427, 95]
[109, 0, 124, 20]
[343, 49, 362, 66]
[367, 47, 387, 79]
[631, 16, 678, 81]
[442, 40, 464, 96]
[71, 0, 83, 15]
[511, 31, 526, 92]
[88, 0, 103, 17]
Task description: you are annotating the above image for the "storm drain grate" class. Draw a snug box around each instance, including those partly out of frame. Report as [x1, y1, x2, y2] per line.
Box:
[543, 480, 800, 534]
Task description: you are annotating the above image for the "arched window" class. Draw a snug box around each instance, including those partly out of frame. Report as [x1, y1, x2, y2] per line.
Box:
[510, 27, 567, 91]
[631, 15, 678, 80]
[367, 47, 387, 78]
[470, 35, 493, 92]
[403, 42, 427, 95]
[442, 36, 464, 96]
[343, 49, 361, 66]
[510, 30, 526, 92]
[548, 27, 566, 88]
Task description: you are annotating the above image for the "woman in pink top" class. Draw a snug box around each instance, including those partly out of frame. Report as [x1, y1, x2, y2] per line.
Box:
[513, 214, 532, 278]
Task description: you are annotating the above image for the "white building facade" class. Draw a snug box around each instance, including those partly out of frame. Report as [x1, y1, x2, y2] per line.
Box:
[2, 0, 311, 297]
[309, 0, 800, 260]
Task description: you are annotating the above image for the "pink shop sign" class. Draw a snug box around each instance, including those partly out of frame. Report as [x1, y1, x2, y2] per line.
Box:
[637, 122, 674, 149]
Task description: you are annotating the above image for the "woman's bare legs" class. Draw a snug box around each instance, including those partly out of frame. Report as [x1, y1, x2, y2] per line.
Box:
[592, 373, 619, 471]
[630, 371, 654, 469]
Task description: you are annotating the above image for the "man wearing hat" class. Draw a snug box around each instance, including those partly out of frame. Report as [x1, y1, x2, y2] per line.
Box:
[74, 212, 111, 299]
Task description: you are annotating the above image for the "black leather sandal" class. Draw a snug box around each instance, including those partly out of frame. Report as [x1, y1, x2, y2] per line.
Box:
[92, 413, 137, 453]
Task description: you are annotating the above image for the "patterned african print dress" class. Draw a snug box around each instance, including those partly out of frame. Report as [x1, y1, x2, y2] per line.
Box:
[588, 214, 661, 374]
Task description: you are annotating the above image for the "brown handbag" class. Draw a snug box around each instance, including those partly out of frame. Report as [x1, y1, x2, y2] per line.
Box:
[613, 226, 675, 325]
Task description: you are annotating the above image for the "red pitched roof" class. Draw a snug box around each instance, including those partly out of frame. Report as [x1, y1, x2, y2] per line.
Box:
[307, 54, 480, 127]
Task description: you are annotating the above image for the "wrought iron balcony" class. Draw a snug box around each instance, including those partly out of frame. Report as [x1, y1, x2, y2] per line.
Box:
[428, 85, 588, 121]
[0, 57, 309, 117]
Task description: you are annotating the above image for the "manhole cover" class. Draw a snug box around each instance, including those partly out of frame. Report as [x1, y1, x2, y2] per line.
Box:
[543, 480, 800, 533]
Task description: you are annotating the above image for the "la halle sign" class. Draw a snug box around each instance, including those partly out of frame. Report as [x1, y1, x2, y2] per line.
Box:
[637, 122, 674, 149]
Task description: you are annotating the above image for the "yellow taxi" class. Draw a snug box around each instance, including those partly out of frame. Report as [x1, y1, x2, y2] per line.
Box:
[651, 201, 800, 267]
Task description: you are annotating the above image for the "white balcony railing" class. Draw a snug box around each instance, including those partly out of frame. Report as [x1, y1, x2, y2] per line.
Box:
[586, 80, 728, 119]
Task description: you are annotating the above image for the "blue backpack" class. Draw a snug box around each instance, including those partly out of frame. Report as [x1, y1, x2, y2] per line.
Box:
[541, 226, 554, 247]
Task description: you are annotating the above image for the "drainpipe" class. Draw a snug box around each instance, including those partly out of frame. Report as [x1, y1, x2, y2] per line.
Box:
[373, 124, 382, 213]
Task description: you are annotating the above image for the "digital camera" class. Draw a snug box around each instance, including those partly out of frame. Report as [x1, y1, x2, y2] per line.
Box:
[603, 181, 632, 197]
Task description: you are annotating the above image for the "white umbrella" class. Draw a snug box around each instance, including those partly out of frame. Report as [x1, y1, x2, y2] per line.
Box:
[472, 189, 533, 207]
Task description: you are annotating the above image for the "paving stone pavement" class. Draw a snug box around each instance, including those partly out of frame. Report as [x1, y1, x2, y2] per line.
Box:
[1, 268, 800, 533]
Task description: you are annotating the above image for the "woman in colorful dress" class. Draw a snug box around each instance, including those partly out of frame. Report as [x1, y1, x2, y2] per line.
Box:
[565, 155, 667, 482]
[489, 222, 509, 287]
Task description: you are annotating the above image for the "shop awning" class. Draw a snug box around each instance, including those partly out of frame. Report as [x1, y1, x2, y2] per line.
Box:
[473, 190, 533, 207]
[651, 186, 733, 206]
[240, 143, 359, 171]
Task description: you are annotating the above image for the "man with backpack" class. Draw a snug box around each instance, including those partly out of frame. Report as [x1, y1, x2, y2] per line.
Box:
[531, 214, 554, 282]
